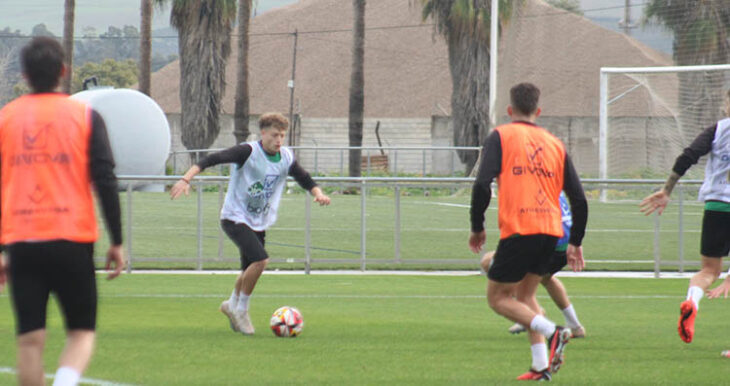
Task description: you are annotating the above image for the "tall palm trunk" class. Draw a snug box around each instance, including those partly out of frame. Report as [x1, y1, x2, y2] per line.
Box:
[421, 0, 504, 175]
[171, 0, 234, 152]
[139, 0, 153, 96]
[233, 0, 252, 144]
[62, 0, 75, 93]
[348, 0, 366, 177]
[448, 14, 489, 176]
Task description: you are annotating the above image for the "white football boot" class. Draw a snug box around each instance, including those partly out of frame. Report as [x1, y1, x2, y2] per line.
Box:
[508, 323, 527, 334]
[235, 310, 255, 335]
[570, 325, 586, 338]
[220, 300, 239, 332]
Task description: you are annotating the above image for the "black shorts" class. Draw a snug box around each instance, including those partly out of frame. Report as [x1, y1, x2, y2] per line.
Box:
[487, 234, 559, 283]
[221, 219, 268, 270]
[8, 241, 96, 335]
[701, 210, 730, 257]
[546, 250, 568, 276]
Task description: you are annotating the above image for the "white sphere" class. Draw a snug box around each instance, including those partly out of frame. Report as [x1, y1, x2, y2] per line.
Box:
[71, 88, 170, 188]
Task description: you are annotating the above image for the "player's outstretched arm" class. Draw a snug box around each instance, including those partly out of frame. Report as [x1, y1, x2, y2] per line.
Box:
[707, 276, 730, 299]
[310, 186, 331, 206]
[640, 172, 680, 216]
[567, 244, 584, 272]
[639, 190, 670, 216]
[105, 245, 125, 280]
[170, 165, 201, 200]
[0, 253, 7, 292]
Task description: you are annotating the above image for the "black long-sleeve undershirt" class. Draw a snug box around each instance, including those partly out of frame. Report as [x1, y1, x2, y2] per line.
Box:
[672, 124, 717, 177]
[89, 110, 123, 246]
[470, 124, 588, 246]
[196, 142, 317, 192]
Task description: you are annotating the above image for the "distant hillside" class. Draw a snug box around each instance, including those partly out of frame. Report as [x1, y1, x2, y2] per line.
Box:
[0, 0, 298, 36]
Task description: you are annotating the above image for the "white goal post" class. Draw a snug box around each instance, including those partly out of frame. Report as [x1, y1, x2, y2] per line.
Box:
[599, 64, 730, 188]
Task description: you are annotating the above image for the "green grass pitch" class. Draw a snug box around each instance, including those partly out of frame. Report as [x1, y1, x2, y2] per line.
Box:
[2, 274, 730, 385]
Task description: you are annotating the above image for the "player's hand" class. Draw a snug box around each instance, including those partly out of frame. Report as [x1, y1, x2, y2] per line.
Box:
[0, 253, 7, 293]
[313, 193, 331, 206]
[567, 244, 584, 272]
[707, 279, 730, 299]
[639, 190, 670, 216]
[105, 245, 125, 280]
[468, 231, 486, 254]
[170, 179, 191, 200]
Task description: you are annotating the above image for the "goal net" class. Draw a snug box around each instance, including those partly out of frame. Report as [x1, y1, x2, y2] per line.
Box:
[600, 64, 730, 181]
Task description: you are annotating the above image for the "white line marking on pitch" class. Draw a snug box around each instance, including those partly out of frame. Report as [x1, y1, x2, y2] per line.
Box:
[94, 293, 681, 300]
[0, 367, 135, 386]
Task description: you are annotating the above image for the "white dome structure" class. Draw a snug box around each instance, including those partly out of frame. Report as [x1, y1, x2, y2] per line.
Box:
[72, 88, 171, 190]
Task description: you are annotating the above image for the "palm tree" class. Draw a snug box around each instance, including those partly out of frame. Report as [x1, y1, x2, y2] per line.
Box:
[349, 0, 365, 177]
[233, 0, 252, 144]
[62, 0, 75, 93]
[156, 0, 236, 153]
[139, 0, 153, 96]
[646, 1, 730, 136]
[420, 0, 512, 174]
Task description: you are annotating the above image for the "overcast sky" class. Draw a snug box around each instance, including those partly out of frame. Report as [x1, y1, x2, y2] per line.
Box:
[0, 0, 296, 35]
[2, 0, 650, 35]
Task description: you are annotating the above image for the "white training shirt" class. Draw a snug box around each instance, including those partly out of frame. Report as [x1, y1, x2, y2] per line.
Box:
[698, 118, 730, 203]
[220, 141, 294, 231]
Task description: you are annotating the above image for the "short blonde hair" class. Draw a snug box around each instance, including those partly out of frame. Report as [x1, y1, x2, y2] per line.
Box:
[259, 112, 288, 131]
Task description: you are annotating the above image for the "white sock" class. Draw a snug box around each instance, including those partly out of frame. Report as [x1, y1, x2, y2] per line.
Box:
[530, 343, 548, 372]
[529, 315, 556, 338]
[52, 367, 80, 386]
[687, 286, 703, 310]
[561, 304, 581, 328]
[236, 294, 250, 313]
[228, 289, 239, 306]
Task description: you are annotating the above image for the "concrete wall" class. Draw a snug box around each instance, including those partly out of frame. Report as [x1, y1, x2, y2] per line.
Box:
[167, 114, 467, 175]
[166, 113, 679, 177]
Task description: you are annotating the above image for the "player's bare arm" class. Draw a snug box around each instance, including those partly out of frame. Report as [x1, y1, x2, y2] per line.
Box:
[310, 186, 331, 206]
[639, 172, 679, 216]
[105, 245, 125, 280]
[707, 278, 730, 299]
[170, 165, 201, 199]
[469, 230, 486, 254]
[566, 244, 584, 272]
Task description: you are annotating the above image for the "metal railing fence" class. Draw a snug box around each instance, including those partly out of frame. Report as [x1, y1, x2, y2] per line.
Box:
[112, 175, 705, 277]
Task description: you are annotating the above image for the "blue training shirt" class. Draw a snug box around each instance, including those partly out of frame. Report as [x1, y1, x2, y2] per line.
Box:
[556, 192, 572, 250]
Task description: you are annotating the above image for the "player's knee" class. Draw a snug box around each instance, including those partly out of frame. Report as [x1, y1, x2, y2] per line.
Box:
[540, 275, 552, 286]
[480, 251, 495, 272]
[487, 291, 509, 314]
[250, 258, 268, 271]
[700, 263, 722, 278]
[17, 330, 45, 349]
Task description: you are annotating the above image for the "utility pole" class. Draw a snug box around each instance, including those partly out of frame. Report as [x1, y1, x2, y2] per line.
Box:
[621, 0, 632, 35]
[287, 29, 299, 146]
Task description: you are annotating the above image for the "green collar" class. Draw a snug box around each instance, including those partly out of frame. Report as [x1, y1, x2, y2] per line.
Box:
[259, 141, 281, 162]
[265, 151, 281, 162]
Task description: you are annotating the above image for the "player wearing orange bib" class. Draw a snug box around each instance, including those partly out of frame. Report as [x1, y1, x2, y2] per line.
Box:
[469, 83, 588, 381]
[0, 37, 124, 386]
